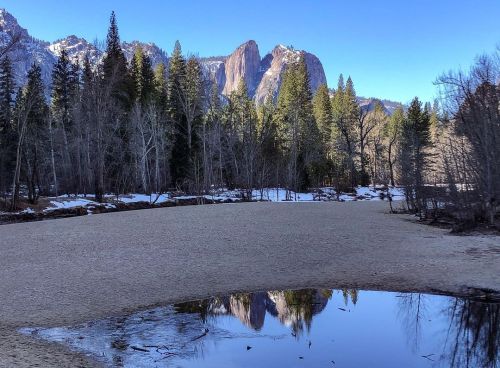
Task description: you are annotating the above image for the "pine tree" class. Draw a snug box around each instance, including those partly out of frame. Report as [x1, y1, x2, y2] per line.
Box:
[400, 97, 432, 215]
[154, 62, 168, 108]
[344, 77, 359, 126]
[204, 78, 224, 188]
[102, 11, 130, 102]
[24, 64, 47, 135]
[0, 56, 14, 130]
[130, 46, 155, 106]
[312, 84, 333, 157]
[167, 41, 189, 188]
[296, 57, 322, 188]
[233, 79, 258, 196]
[20, 64, 48, 204]
[102, 11, 133, 195]
[80, 55, 106, 202]
[275, 56, 318, 192]
[183, 56, 203, 153]
[384, 106, 404, 187]
[51, 48, 81, 194]
[257, 91, 279, 192]
[332, 75, 358, 191]
[52, 49, 76, 125]
[0, 56, 15, 198]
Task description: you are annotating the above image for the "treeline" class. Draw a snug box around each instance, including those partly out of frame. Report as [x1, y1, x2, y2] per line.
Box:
[0, 13, 498, 227]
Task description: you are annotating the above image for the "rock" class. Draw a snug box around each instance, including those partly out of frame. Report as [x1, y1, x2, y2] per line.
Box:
[49, 35, 101, 66]
[254, 45, 327, 105]
[0, 8, 56, 95]
[222, 40, 261, 96]
[121, 41, 168, 68]
[199, 56, 226, 93]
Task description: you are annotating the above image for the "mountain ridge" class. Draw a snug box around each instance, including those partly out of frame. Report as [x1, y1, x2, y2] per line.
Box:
[0, 8, 400, 109]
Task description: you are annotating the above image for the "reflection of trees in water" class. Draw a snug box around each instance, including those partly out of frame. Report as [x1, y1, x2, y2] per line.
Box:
[174, 297, 221, 323]
[174, 289, 334, 337]
[397, 293, 430, 351]
[268, 289, 331, 336]
[397, 293, 499, 367]
[444, 298, 499, 368]
[342, 289, 358, 306]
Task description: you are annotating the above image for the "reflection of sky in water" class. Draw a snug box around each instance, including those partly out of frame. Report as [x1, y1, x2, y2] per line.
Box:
[19, 290, 499, 368]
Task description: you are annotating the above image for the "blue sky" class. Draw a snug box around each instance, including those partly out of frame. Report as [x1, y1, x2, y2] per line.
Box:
[3, 0, 500, 103]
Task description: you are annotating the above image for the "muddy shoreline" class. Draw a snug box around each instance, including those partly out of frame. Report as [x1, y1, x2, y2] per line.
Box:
[0, 201, 498, 367]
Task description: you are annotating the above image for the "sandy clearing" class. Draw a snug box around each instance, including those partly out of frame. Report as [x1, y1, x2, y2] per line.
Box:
[0, 201, 498, 367]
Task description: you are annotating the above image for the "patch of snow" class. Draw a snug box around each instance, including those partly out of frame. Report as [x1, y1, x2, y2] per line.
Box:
[250, 186, 404, 202]
[45, 198, 97, 212]
[118, 193, 170, 204]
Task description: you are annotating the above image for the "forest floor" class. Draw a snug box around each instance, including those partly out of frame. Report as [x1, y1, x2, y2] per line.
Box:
[0, 200, 498, 367]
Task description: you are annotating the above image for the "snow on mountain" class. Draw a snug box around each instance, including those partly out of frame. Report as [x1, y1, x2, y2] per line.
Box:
[49, 35, 102, 66]
[0, 9, 168, 93]
[199, 56, 226, 93]
[121, 41, 168, 68]
[254, 44, 327, 105]
[0, 8, 56, 91]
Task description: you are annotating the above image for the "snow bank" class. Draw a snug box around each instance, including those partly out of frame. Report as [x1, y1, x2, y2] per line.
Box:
[251, 186, 404, 202]
[6, 186, 405, 217]
[118, 193, 170, 204]
[45, 198, 97, 211]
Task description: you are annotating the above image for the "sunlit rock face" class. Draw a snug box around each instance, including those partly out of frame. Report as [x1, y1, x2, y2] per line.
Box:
[267, 289, 329, 335]
[254, 45, 327, 105]
[229, 292, 267, 330]
[222, 40, 261, 96]
[176, 289, 331, 334]
[220, 42, 327, 105]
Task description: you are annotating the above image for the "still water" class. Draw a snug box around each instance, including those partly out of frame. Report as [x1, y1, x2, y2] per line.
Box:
[20, 289, 499, 368]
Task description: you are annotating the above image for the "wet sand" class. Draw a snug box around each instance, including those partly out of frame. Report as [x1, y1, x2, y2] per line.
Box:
[0, 201, 498, 367]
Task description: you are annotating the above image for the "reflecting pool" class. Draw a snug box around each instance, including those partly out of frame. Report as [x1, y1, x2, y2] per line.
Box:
[20, 289, 499, 367]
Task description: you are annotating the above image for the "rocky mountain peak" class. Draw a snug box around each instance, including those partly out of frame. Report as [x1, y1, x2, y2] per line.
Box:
[49, 35, 101, 65]
[253, 44, 327, 105]
[199, 56, 226, 93]
[222, 40, 261, 96]
[0, 8, 26, 36]
[121, 41, 168, 68]
[271, 44, 300, 58]
[0, 9, 54, 91]
[358, 97, 401, 115]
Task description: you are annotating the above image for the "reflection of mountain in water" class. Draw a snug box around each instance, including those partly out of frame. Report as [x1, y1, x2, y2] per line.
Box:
[20, 288, 498, 368]
[175, 289, 337, 335]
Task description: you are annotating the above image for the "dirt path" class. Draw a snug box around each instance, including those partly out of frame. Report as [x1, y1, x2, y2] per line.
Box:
[0, 201, 498, 367]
